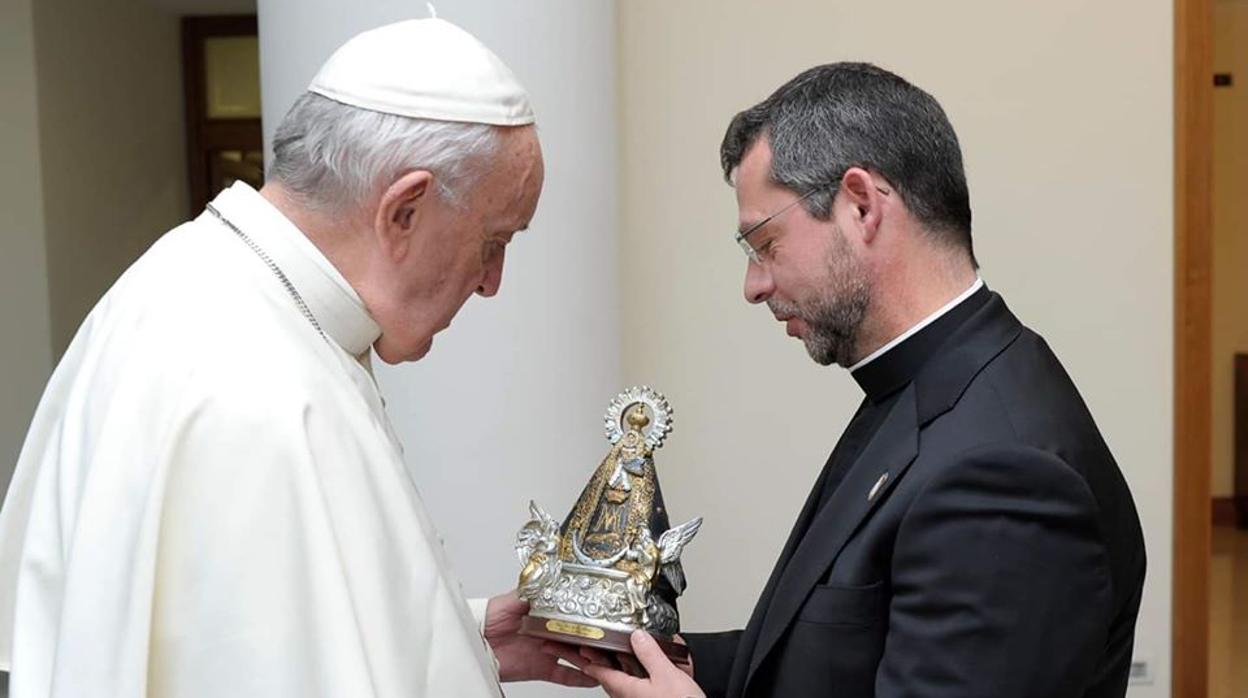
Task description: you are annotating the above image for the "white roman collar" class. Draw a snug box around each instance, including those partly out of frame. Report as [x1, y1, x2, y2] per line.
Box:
[208, 182, 382, 357]
[848, 276, 985, 374]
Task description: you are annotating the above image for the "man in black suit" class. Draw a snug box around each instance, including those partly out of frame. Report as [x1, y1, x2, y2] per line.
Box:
[569, 62, 1146, 698]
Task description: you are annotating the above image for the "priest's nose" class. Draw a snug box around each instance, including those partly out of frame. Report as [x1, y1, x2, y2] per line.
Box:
[744, 260, 773, 305]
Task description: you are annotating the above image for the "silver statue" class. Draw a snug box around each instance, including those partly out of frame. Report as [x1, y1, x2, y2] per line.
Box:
[515, 387, 701, 644]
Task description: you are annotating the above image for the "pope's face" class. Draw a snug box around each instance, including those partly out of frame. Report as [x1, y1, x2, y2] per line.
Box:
[369, 126, 544, 363]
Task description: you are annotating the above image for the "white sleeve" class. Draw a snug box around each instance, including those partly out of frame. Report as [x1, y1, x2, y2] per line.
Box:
[464, 597, 503, 678]
[467, 597, 490, 635]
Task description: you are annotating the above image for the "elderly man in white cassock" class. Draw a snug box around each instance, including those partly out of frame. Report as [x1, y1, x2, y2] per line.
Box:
[0, 17, 595, 698]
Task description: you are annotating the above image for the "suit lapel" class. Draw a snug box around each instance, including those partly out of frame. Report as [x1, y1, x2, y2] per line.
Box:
[744, 386, 920, 689]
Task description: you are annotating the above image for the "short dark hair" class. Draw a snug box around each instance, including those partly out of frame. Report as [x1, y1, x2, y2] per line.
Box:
[721, 62, 975, 262]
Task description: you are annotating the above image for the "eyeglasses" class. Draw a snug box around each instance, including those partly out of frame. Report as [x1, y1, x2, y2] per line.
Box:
[734, 184, 891, 264]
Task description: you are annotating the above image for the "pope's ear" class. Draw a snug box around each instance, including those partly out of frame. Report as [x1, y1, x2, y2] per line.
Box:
[374, 170, 434, 262]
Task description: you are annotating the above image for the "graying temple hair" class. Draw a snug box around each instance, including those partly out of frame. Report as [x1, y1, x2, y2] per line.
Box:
[268, 92, 501, 213]
[721, 62, 976, 265]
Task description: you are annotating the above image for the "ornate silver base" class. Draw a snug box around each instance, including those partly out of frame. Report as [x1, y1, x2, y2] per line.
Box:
[526, 564, 641, 633]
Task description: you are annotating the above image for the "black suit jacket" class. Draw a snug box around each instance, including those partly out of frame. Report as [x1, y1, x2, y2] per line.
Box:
[685, 293, 1146, 698]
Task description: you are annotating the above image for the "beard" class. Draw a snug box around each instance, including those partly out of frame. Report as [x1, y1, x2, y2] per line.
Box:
[767, 224, 871, 367]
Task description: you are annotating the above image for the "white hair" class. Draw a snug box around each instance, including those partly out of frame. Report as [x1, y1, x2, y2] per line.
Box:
[268, 92, 501, 213]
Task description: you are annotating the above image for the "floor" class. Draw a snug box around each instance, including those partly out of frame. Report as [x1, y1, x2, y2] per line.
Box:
[1211, 524, 1248, 698]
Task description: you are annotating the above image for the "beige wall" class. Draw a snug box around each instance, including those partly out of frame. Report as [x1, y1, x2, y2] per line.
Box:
[32, 0, 188, 357]
[0, 0, 53, 492]
[618, 1, 1173, 694]
[1211, 1, 1248, 499]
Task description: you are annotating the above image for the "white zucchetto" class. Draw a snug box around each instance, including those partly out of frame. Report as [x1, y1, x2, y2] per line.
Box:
[308, 18, 535, 126]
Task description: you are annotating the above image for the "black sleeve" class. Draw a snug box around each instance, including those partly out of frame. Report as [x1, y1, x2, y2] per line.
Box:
[875, 444, 1114, 697]
[682, 630, 743, 698]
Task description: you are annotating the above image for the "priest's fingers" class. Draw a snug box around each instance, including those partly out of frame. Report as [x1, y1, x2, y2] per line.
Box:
[629, 631, 672, 676]
[628, 631, 706, 698]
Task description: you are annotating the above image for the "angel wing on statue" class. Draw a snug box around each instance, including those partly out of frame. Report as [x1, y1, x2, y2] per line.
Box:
[515, 501, 562, 598]
[657, 516, 702, 594]
[658, 516, 703, 565]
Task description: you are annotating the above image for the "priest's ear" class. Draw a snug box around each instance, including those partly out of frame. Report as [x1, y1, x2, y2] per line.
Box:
[373, 170, 434, 261]
[840, 167, 886, 242]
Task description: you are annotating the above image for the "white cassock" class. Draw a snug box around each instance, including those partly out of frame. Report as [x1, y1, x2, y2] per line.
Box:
[0, 181, 503, 697]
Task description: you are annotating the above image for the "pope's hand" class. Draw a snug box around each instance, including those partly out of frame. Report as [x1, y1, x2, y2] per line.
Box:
[482, 590, 598, 687]
[546, 630, 706, 698]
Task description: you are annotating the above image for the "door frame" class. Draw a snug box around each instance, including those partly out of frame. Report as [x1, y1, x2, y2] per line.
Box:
[1173, 0, 1213, 694]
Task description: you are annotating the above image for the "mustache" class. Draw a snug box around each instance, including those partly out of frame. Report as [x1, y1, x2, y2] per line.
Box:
[768, 296, 857, 343]
[767, 298, 799, 319]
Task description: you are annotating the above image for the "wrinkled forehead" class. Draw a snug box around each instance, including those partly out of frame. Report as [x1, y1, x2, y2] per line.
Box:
[484, 126, 543, 224]
[516, 132, 545, 206]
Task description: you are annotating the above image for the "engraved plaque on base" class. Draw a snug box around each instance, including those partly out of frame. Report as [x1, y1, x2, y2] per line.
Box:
[514, 387, 701, 665]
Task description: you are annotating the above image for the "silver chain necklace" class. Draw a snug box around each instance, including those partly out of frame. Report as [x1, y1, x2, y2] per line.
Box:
[206, 203, 326, 340]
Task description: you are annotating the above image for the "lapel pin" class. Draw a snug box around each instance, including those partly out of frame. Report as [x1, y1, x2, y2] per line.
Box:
[868, 472, 889, 502]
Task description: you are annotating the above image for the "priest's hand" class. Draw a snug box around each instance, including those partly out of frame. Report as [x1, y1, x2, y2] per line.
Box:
[482, 590, 599, 687]
[546, 630, 706, 698]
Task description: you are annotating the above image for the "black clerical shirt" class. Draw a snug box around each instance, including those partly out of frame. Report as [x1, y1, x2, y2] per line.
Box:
[815, 283, 991, 511]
